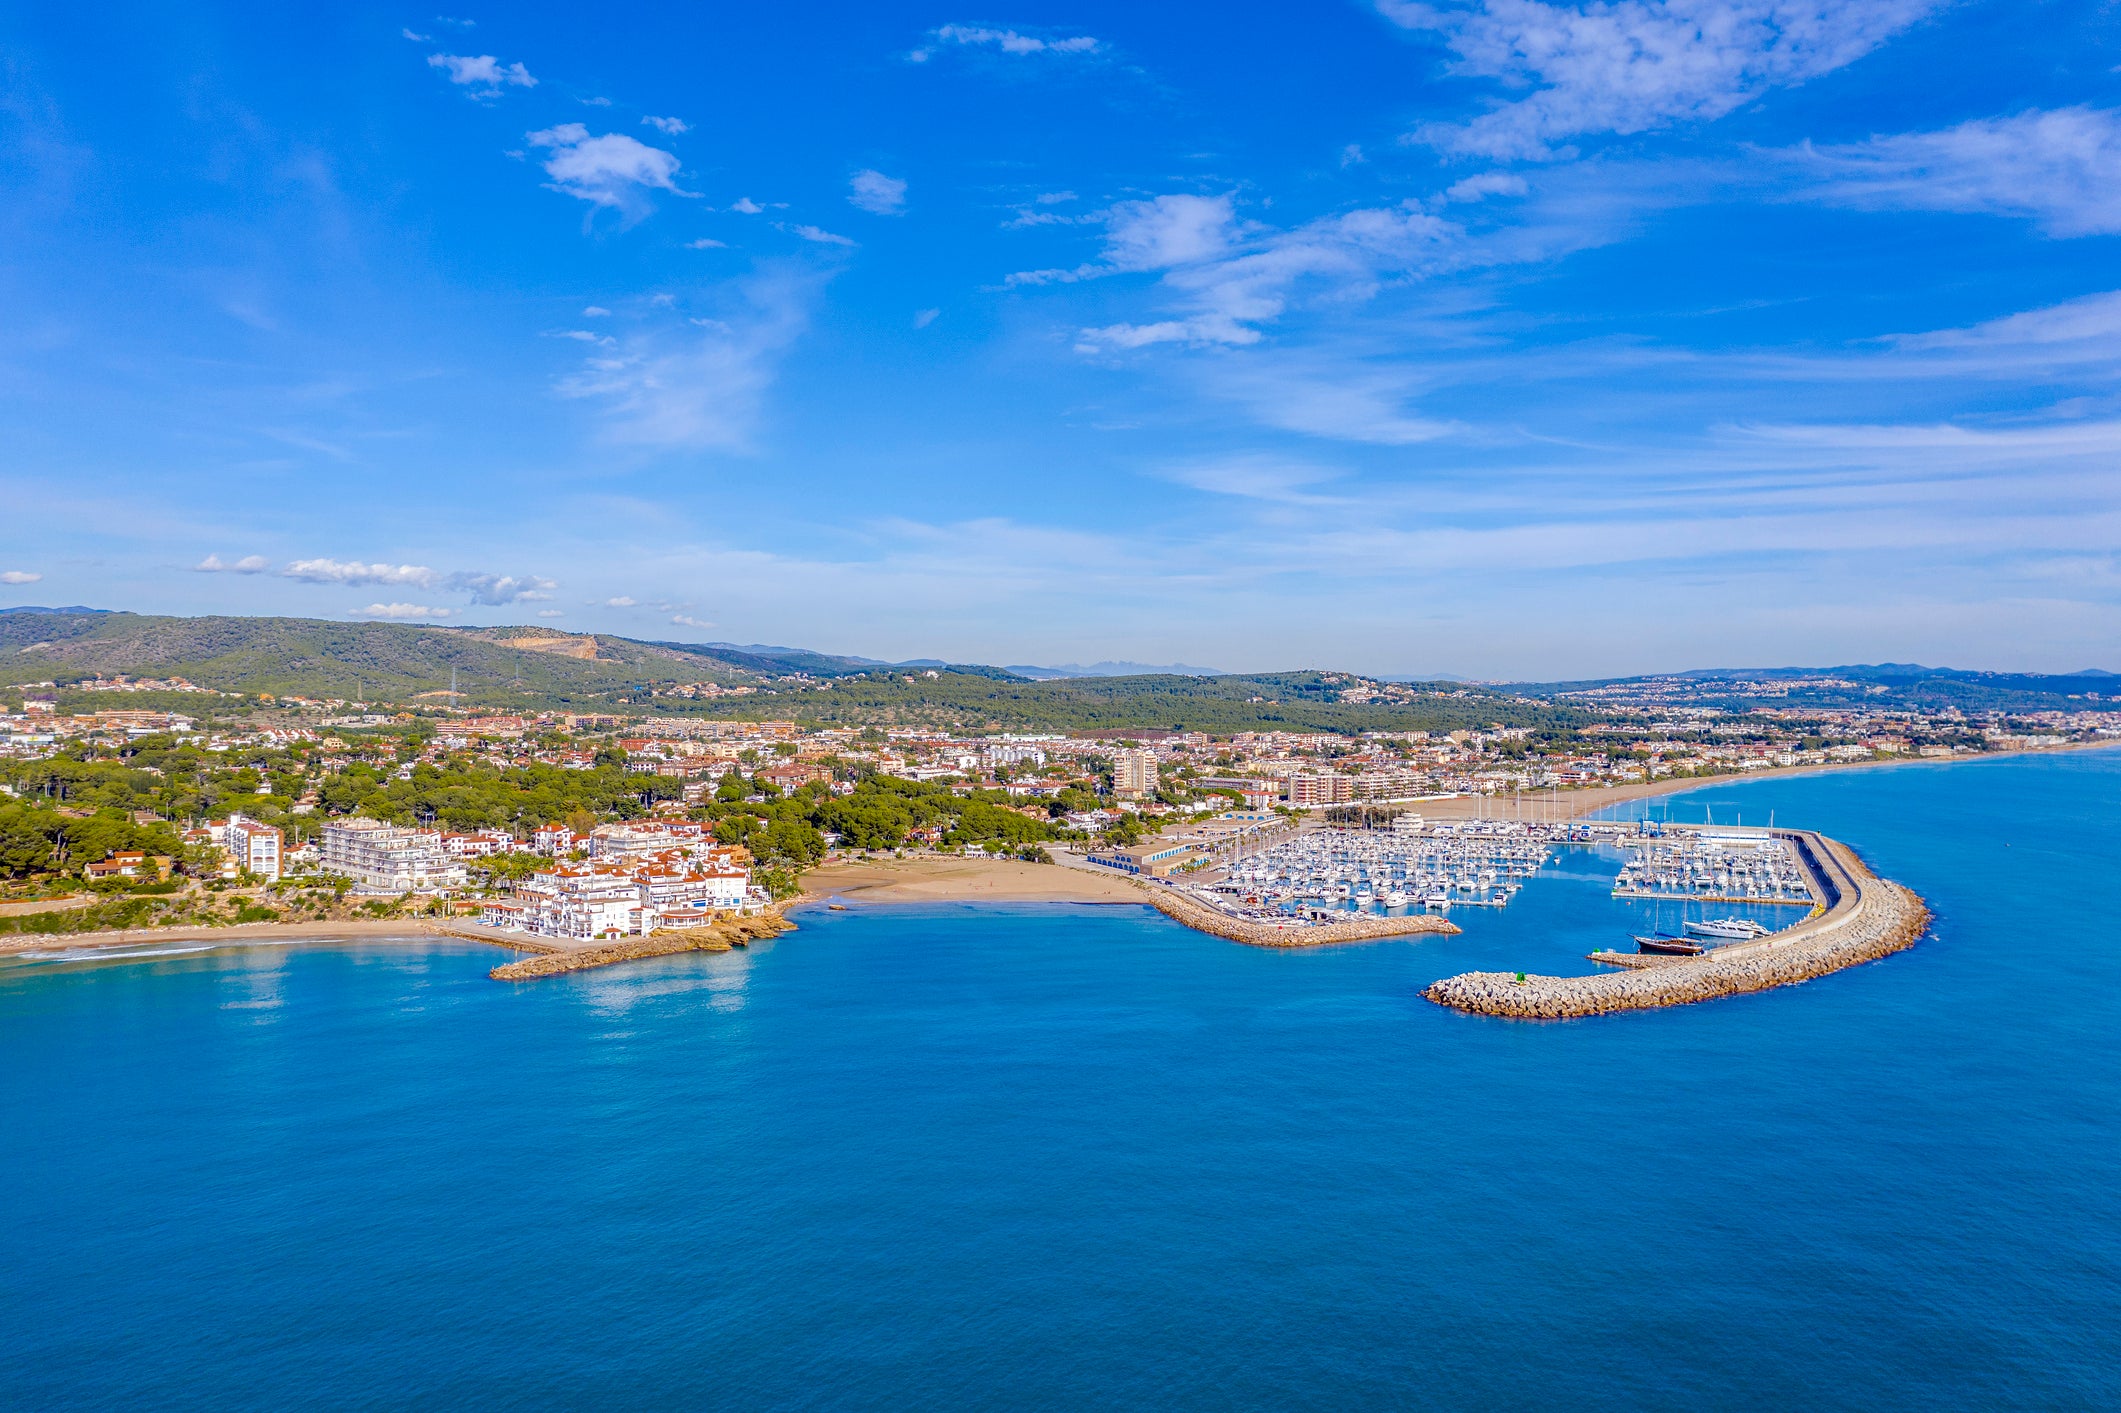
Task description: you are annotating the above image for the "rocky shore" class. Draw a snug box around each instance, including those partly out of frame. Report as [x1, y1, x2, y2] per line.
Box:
[488, 912, 792, 980]
[1145, 886, 1460, 948]
[1424, 831, 1929, 1018]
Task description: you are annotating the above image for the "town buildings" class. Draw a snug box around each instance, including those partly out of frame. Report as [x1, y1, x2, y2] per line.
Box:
[321, 818, 467, 894]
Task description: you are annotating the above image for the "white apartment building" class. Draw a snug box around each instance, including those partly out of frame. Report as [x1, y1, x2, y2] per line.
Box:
[214, 813, 283, 880]
[321, 818, 468, 894]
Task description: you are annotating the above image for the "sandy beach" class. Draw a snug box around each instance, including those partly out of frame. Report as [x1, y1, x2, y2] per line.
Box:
[1409, 739, 2121, 822]
[800, 856, 1146, 906]
[0, 918, 535, 959]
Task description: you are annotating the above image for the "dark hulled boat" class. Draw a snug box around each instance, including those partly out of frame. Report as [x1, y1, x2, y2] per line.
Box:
[1634, 934, 1706, 956]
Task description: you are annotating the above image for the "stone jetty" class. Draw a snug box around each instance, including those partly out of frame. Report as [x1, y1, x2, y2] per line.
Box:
[1146, 886, 1460, 948]
[1424, 830, 1928, 1018]
[488, 912, 792, 981]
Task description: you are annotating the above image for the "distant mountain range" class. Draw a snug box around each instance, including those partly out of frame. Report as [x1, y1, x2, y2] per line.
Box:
[0, 608, 2109, 715]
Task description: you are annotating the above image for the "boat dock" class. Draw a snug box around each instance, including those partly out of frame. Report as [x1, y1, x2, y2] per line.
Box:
[1426, 828, 1928, 1017]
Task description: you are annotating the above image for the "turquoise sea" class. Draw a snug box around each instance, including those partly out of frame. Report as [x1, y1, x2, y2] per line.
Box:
[4, 748, 2118, 1410]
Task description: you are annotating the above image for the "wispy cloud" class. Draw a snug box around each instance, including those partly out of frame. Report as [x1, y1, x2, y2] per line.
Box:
[1383, 0, 1938, 160]
[671, 613, 713, 628]
[1785, 106, 2121, 237]
[193, 554, 270, 573]
[1071, 197, 1459, 349]
[786, 223, 857, 247]
[1156, 455, 1348, 505]
[849, 168, 908, 215]
[555, 268, 820, 450]
[527, 124, 694, 216]
[910, 24, 1102, 62]
[684, 237, 728, 249]
[426, 53, 537, 96]
[642, 115, 690, 135]
[0, 570, 41, 585]
[605, 595, 637, 607]
[351, 602, 456, 620]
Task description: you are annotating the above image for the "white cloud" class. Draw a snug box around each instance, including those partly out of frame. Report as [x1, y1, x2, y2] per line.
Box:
[402, 28, 431, 42]
[527, 124, 693, 214]
[684, 237, 728, 249]
[1787, 107, 2121, 237]
[1075, 199, 1458, 348]
[1444, 171, 1529, 202]
[582, 305, 610, 316]
[193, 554, 270, 574]
[642, 115, 690, 135]
[913, 307, 941, 328]
[849, 168, 909, 215]
[1009, 194, 1242, 285]
[605, 596, 638, 607]
[536, 609, 565, 618]
[284, 558, 439, 588]
[671, 614, 713, 629]
[1384, 0, 1938, 160]
[0, 570, 41, 585]
[1158, 456, 1348, 505]
[552, 329, 613, 344]
[787, 223, 857, 247]
[450, 573, 557, 605]
[911, 25, 1102, 61]
[279, 559, 552, 604]
[1892, 290, 2121, 356]
[1036, 190, 1077, 204]
[555, 269, 819, 450]
[1104, 194, 1242, 270]
[351, 602, 455, 620]
[729, 197, 764, 214]
[426, 53, 537, 95]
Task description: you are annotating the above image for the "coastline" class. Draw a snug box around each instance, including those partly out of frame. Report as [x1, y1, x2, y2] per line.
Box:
[798, 856, 1146, 906]
[1409, 737, 2121, 822]
[0, 917, 543, 959]
[9, 746, 2100, 972]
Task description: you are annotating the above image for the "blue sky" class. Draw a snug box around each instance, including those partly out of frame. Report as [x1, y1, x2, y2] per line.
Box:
[3, 2, 2118, 678]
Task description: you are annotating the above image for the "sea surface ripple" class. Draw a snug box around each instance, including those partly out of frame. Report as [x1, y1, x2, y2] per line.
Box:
[3, 749, 2117, 1410]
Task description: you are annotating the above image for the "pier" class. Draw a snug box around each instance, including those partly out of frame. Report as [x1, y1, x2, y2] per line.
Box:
[1423, 828, 1928, 1017]
[1145, 884, 1461, 948]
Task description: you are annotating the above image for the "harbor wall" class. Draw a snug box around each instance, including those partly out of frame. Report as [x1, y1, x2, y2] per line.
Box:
[1424, 830, 1928, 1018]
[1146, 886, 1460, 948]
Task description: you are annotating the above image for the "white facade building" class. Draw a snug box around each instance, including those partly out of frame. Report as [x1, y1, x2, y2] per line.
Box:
[322, 818, 467, 894]
[214, 812, 283, 881]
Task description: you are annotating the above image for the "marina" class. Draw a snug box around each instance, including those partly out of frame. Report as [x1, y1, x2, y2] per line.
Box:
[1196, 815, 1562, 926]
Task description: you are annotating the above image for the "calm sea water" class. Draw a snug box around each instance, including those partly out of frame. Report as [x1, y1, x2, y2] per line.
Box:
[4, 749, 2118, 1410]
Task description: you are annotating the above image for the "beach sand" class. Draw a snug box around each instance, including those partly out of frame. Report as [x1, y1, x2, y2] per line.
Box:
[0, 918, 539, 959]
[801, 856, 1145, 906]
[1406, 740, 2121, 823]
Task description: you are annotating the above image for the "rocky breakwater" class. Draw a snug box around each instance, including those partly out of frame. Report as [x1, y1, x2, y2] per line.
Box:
[489, 911, 793, 981]
[1147, 886, 1460, 949]
[1424, 830, 1928, 1018]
